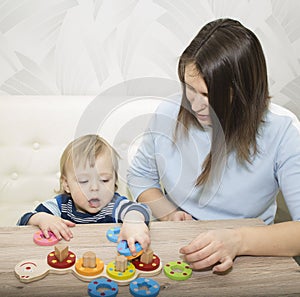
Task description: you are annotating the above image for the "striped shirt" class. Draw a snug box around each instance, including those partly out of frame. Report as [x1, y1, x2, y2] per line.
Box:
[17, 193, 151, 225]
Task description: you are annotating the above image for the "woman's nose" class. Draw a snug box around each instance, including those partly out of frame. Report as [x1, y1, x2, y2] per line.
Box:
[192, 100, 207, 112]
[191, 94, 207, 112]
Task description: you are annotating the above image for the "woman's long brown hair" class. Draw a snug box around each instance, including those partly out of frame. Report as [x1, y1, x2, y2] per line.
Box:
[176, 18, 270, 186]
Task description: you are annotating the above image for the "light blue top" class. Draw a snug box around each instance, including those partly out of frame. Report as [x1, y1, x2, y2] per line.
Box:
[127, 96, 300, 224]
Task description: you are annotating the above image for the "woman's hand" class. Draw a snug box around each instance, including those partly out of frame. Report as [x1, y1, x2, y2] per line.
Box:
[118, 221, 150, 255]
[29, 212, 75, 241]
[179, 228, 242, 272]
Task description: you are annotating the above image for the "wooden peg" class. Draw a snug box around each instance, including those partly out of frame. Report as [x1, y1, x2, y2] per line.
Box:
[140, 248, 154, 264]
[82, 251, 96, 268]
[54, 245, 69, 262]
[115, 255, 127, 272]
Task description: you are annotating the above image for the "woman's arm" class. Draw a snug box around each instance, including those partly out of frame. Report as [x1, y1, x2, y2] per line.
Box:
[180, 221, 300, 273]
[138, 188, 192, 221]
[238, 221, 300, 256]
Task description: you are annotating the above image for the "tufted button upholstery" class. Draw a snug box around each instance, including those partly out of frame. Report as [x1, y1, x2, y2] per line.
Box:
[0, 96, 96, 226]
[32, 142, 40, 150]
[11, 172, 19, 180]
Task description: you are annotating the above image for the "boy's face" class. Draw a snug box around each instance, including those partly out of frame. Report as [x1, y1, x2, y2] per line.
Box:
[62, 150, 116, 214]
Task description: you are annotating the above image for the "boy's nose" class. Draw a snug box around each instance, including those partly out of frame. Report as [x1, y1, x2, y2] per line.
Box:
[90, 179, 99, 191]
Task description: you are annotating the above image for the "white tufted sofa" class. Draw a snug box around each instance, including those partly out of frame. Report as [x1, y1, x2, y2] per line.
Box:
[0, 96, 93, 225]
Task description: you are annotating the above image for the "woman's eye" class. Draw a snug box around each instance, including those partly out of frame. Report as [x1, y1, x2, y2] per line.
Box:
[101, 179, 109, 183]
[78, 180, 88, 184]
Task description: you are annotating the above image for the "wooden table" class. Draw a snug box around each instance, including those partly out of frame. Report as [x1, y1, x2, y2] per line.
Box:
[1, 219, 300, 296]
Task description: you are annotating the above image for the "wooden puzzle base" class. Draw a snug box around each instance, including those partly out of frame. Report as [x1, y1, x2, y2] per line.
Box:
[15, 251, 162, 285]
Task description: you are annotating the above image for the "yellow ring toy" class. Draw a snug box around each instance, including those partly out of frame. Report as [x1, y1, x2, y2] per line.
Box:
[106, 260, 136, 280]
[75, 258, 104, 276]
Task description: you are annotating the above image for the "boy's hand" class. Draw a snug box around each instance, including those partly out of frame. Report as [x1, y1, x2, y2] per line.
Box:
[118, 221, 150, 256]
[119, 210, 151, 255]
[28, 212, 75, 241]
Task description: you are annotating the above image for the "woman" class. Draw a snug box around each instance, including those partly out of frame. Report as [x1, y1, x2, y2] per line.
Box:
[127, 18, 300, 272]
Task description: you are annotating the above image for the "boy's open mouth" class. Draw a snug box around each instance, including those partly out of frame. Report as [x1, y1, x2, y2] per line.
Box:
[88, 198, 101, 208]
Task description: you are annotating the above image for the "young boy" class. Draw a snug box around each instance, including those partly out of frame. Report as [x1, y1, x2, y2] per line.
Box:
[18, 134, 151, 254]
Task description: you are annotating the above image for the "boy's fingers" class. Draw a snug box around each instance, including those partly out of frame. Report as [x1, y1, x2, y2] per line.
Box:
[42, 229, 49, 239]
[50, 228, 62, 240]
[64, 219, 76, 227]
[127, 238, 137, 255]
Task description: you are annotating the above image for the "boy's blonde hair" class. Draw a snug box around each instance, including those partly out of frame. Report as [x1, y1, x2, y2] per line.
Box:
[57, 134, 119, 194]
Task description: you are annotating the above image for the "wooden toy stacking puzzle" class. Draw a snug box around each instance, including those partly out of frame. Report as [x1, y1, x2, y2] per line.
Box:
[15, 226, 191, 296]
[15, 227, 163, 286]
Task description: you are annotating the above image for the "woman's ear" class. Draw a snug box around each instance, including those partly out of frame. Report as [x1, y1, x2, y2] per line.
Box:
[62, 176, 71, 194]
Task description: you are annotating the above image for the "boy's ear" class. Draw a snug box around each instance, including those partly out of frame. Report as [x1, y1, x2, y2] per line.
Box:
[62, 176, 71, 193]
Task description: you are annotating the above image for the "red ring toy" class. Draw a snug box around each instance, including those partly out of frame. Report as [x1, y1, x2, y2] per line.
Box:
[47, 250, 76, 269]
[132, 254, 161, 271]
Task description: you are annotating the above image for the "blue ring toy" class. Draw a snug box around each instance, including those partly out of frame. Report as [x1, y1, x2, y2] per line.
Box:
[117, 240, 142, 257]
[106, 226, 120, 243]
[88, 278, 118, 297]
[129, 277, 160, 297]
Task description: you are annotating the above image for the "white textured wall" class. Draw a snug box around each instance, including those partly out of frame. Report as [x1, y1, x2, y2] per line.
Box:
[0, 0, 299, 116]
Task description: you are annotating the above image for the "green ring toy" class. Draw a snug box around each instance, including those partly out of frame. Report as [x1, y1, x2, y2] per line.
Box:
[163, 261, 192, 281]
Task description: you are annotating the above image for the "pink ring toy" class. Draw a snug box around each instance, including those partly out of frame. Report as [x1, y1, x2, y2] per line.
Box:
[33, 230, 59, 246]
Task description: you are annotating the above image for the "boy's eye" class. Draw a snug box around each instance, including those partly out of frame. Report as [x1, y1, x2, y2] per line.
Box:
[78, 180, 88, 184]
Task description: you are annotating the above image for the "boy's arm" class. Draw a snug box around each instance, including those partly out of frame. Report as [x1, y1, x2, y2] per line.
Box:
[120, 210, 150, 254]
[114, 196, 151, 254]
[17, 203, 54, 225]
[113, 195, 151, 225]
[17, 197, 75, 241]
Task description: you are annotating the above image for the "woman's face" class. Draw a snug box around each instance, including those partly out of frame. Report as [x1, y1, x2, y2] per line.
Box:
[184, 63, 211, 126]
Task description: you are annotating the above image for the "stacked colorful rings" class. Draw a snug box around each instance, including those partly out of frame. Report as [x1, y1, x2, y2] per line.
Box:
[106, 260, 136, 280]
[132, 254, 160, 271]
[47, 251, 76, 269]
[88, 278, 118, 297]
[75, 258, 104, 276]
[129, 277, 160, 297]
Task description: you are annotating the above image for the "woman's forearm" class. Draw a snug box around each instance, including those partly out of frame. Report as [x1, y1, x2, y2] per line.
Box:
[237, 221, 300, 256]
[137, 188, 178, 220]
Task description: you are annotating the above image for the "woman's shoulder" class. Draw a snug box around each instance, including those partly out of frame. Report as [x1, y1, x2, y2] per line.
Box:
[155, 94, 181, 117]
[267, 103, 299, 130]
[264, 103, 300, 137]
[268, 103, 299, 123]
